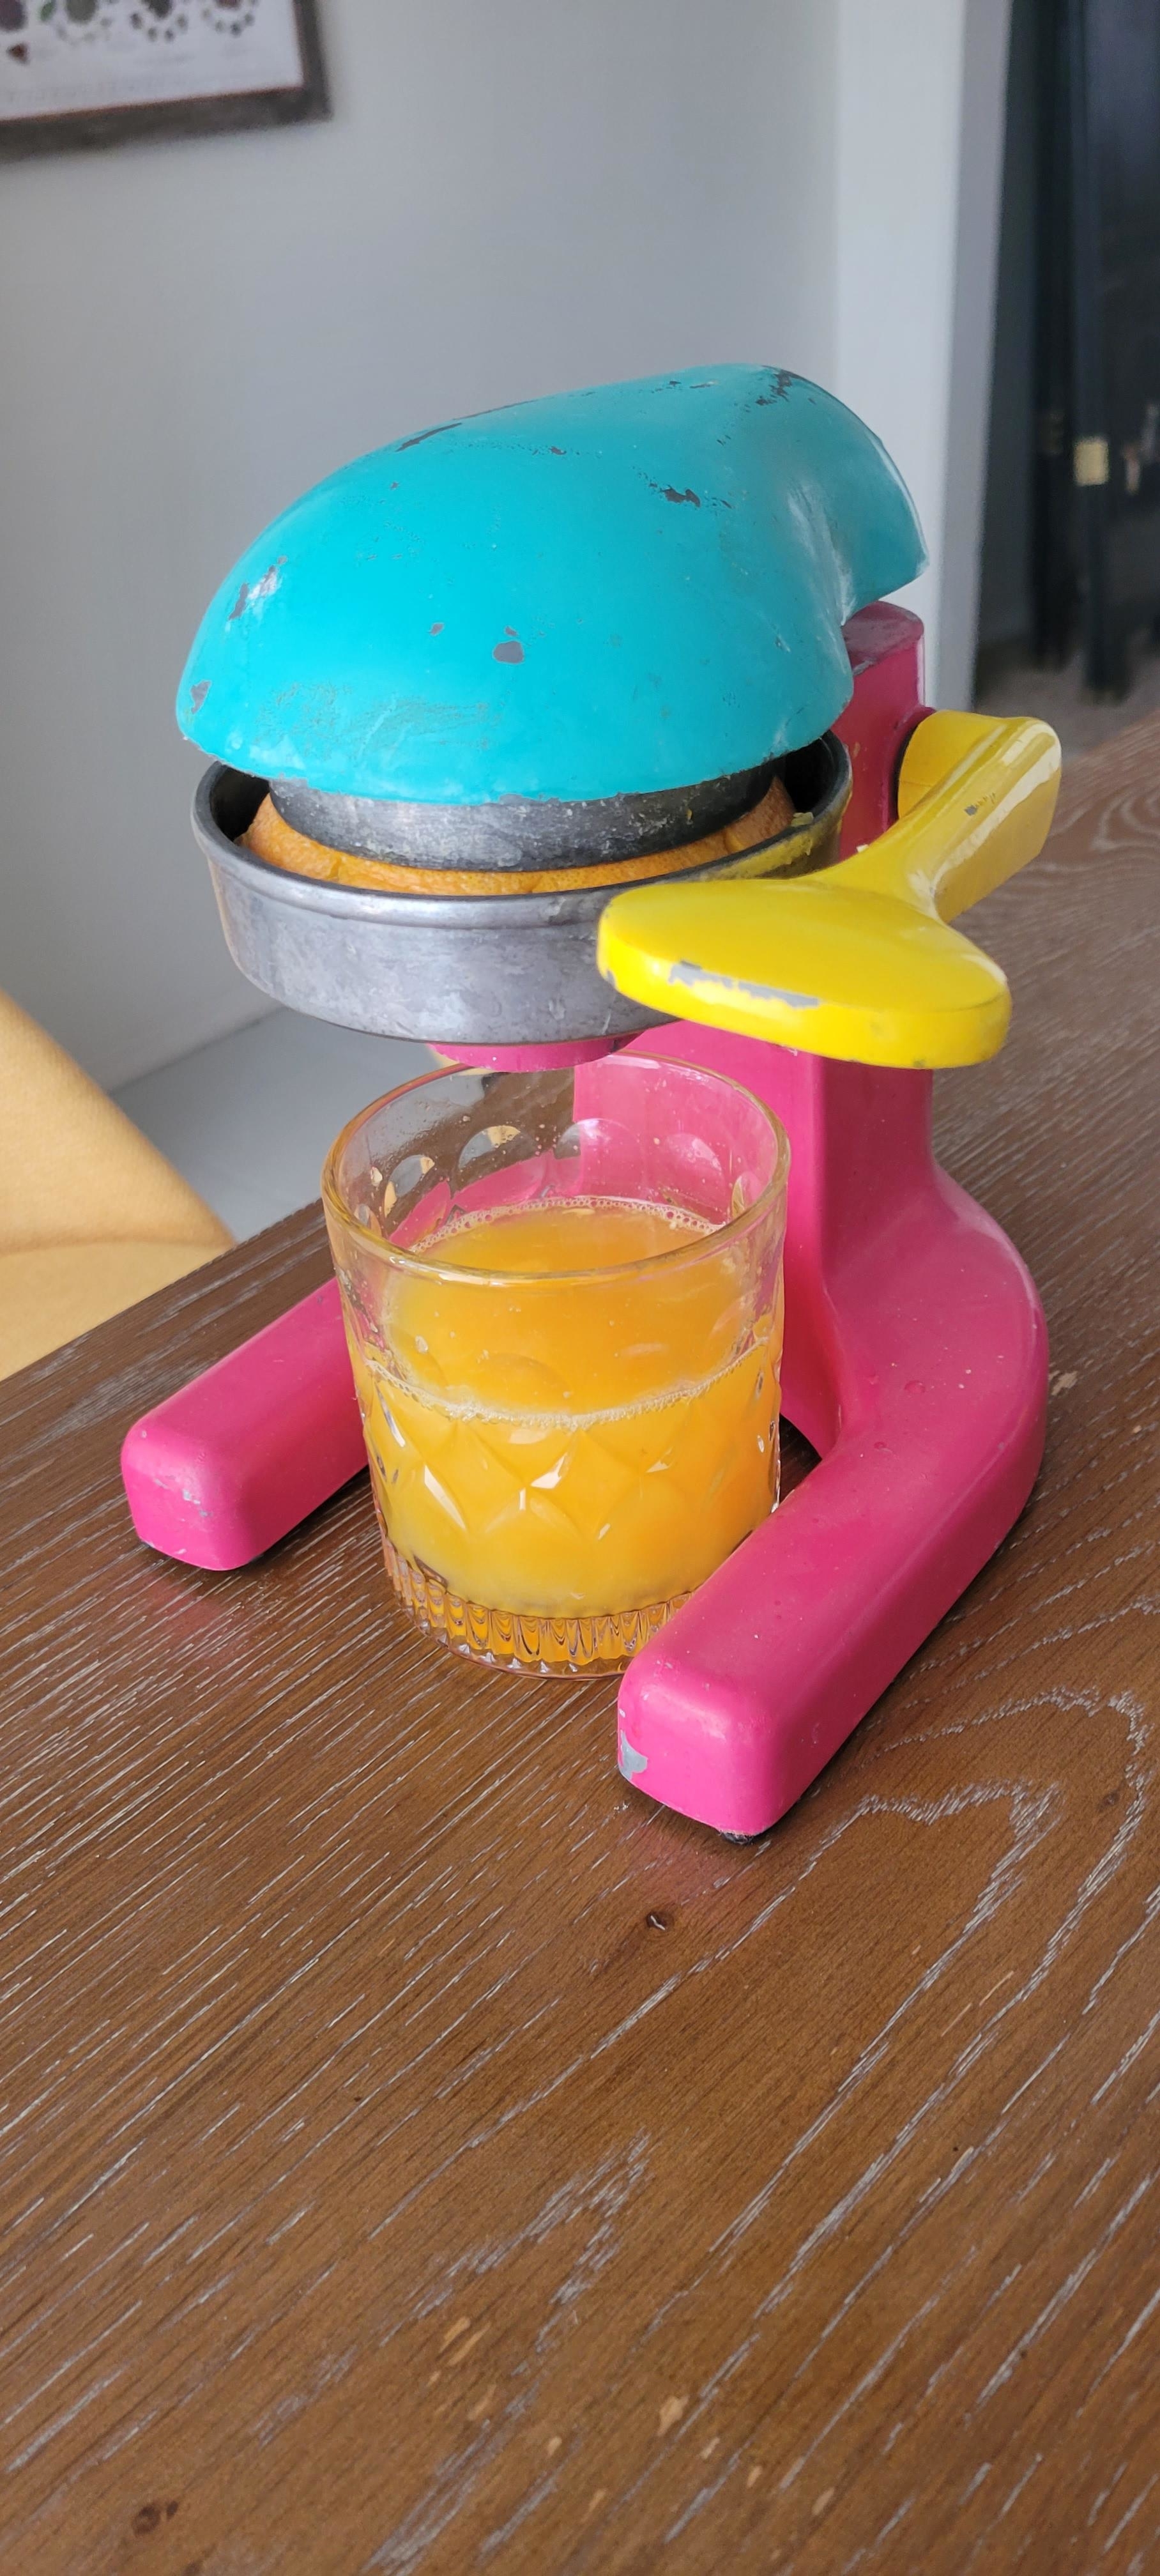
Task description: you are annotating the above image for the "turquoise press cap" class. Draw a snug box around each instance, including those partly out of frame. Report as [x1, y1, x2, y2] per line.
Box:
[178, 365, 925, 808]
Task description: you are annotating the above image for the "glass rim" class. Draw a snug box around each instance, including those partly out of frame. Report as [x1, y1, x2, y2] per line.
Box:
[321, 1054, 791, 1287]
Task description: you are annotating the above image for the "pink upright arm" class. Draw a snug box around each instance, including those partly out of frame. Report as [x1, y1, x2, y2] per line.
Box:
[121, 1277, 365, 1571]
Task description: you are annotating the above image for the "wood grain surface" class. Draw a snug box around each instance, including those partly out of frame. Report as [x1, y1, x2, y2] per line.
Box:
[1, 720, 1157, 2576]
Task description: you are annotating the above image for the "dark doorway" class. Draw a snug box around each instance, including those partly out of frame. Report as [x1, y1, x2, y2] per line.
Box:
[977, 0, 1160, 728]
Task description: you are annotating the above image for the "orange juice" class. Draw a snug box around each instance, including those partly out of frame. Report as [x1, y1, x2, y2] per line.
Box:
[346, 1195, 782, 1669]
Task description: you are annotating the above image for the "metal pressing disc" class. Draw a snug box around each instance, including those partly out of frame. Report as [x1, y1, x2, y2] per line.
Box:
[194, 733, 850, 1049]
[269, 765, 773, 870]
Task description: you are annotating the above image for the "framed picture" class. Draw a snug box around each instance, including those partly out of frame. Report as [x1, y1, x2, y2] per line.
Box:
[0, 0, 328, 157]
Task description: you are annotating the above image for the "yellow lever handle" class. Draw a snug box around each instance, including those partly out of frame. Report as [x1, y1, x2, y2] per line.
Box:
[597, 711, 1061, 1068]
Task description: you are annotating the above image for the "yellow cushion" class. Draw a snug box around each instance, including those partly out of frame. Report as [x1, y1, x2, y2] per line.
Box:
[0, 991, 231, 1377]
[0, 1240, 226, 1379]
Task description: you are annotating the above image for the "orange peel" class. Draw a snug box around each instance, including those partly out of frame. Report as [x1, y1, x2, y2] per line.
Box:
[242, 771, 798, 900]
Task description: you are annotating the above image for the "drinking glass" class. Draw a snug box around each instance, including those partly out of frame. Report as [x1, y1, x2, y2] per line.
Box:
[323, 1053, 789, 1675]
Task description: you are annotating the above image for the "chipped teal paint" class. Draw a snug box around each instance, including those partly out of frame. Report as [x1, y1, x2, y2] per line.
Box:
[178, 365, 925, 807]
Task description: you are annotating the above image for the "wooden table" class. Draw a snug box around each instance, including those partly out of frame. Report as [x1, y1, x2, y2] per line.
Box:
[2, 722, 1157, 2576]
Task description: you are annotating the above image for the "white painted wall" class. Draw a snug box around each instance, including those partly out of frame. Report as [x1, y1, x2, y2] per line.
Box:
[978, 0, 1038, 650]
[0, 0, 1012, 1089]
[834, 0, 1012, 704]
[0, 0, 839, 1088]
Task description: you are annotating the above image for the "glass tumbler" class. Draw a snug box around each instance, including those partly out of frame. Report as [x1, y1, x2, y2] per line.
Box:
[323, 1053, 789, 1675]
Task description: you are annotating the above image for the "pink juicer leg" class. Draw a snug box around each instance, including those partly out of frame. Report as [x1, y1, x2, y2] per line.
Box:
[614, 1029, 1049, 1836]
[120, 1276, 365, 1570]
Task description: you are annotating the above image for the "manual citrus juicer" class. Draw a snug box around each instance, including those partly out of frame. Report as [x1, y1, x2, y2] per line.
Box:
[121, 367, 1061, 1839]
